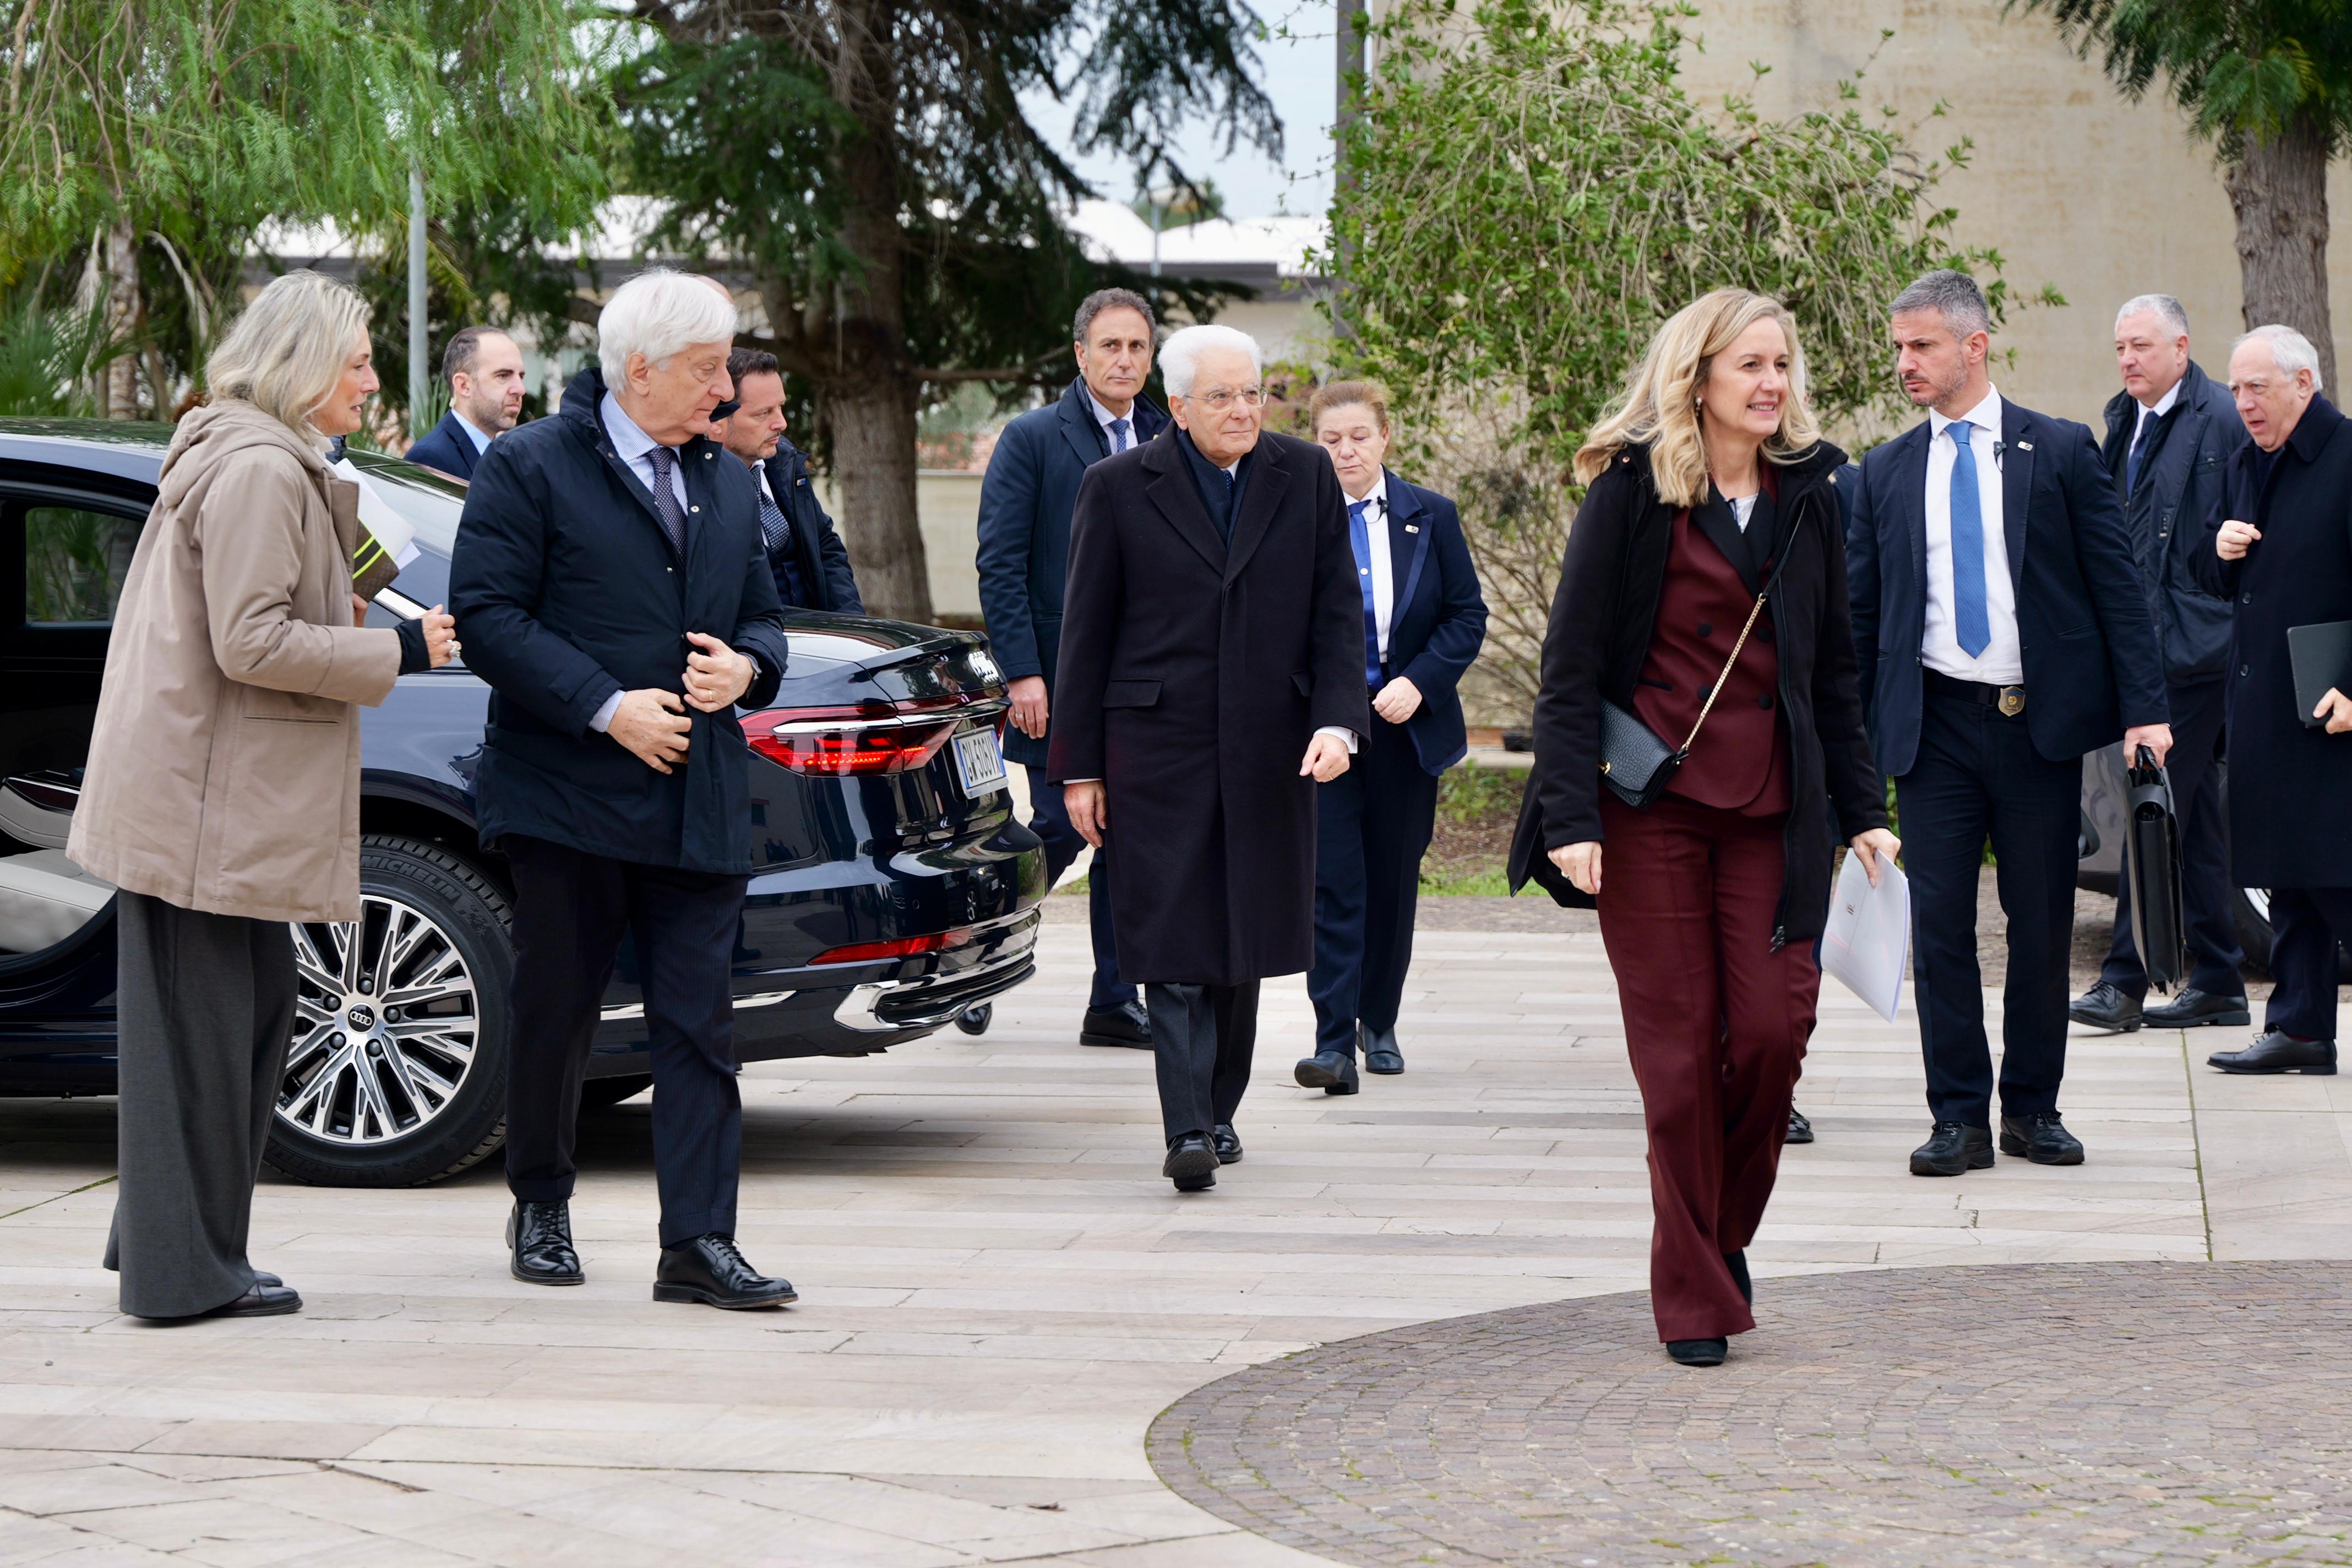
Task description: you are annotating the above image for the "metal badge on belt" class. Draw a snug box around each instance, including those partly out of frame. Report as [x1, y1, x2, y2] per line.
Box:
[1999, 687, 2026, 717]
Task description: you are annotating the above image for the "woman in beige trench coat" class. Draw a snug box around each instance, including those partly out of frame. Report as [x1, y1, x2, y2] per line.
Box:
[67, 271, 454, 1320]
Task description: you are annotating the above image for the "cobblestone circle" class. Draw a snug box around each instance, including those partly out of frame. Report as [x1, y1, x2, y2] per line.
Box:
[1146, 1261, 2352, 1567]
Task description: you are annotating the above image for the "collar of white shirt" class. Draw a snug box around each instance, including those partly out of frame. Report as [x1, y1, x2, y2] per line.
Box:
[453, 410, 496, 455]
[2133, 376, 2184, 436]
[1928, 385, 2004, 447]
[1352, 471, 1390, 520]
[1086, 389, 1137, 440]
[601, 390, 665, 467]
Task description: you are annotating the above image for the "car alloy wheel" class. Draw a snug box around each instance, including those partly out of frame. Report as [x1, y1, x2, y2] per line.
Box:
[280, 893, 479, 1147]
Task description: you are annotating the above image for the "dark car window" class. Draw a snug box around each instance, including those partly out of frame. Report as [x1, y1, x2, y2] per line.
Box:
[26, 505, 140, 625]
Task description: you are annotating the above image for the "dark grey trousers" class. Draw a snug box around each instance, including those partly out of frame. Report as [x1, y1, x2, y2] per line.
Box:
[1145, 981, 1260, 1144]
[104, 891, 295, 1318]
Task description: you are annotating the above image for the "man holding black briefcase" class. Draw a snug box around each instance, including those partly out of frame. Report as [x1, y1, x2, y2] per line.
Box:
[2198, 325, 2352, 1075]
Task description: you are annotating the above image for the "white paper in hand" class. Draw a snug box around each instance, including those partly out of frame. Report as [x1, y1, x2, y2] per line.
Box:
[330, 457, 421, 569]
[1820, 849, 1910, 1022]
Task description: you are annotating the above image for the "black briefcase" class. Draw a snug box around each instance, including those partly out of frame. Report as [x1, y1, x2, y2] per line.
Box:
[2125, 744, 2188, 993]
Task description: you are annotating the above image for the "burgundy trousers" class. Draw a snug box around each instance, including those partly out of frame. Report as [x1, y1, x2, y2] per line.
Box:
[1596, 794, 1820, 1342]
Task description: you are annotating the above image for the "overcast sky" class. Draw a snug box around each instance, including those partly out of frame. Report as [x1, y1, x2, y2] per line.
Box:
[1023, 1, 1337, 219]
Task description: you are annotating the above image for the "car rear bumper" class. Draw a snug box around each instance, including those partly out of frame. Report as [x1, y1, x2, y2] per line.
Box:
[830, 907, 1040, 1033]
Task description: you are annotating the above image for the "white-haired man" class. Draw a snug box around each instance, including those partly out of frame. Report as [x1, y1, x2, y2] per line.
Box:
[2070, 295, 2253, 1035]
[2200, 325, 2352, 1076]
[451, 268, 798, 1307]
[1049, 323, 1370, 1192]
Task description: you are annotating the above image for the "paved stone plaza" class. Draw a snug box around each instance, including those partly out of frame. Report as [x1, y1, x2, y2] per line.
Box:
[1, 900, 2346, 1565]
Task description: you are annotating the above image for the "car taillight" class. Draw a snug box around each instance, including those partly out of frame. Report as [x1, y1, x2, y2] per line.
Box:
[810, 927, 977, 965]
[744, 705, 957, 775]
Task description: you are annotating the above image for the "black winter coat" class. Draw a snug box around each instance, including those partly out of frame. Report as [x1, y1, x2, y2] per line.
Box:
[1510, 442, 1885, 944]
[2193, 394, 2352, 887]
[1049, 428, 1370, 984]
[2100, 359, 2246, 685]
[758, 440, 863, 613]
[450, 367, 788, 874]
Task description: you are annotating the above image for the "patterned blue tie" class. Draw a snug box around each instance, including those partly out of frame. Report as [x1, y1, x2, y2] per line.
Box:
[1947, 420, 1991, 658]
[1348, 498, 1381, 687]
[1109, 417, 1130, 454]
[756, 483, 791, 554]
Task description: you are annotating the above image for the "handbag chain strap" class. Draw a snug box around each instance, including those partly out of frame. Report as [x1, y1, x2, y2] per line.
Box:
[1676, 524, 1799, 753]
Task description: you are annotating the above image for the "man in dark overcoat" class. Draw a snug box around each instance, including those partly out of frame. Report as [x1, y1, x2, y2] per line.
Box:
[714, 346, 863, 614]
[1049, 324, 1369, 1191]
[2198, 325, 2352, 1076]
[975, 289, 1167, 1049]
[451, 268, 797, 1308]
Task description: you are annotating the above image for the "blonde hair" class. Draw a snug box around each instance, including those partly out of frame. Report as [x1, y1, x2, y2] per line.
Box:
[1574, 288, 1821, 507]
[204, 270, 372, 444]
[1309, 379, 1393, 433]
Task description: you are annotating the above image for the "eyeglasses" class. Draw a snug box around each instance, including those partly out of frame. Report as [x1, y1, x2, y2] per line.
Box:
[1187, 386, 1265, 412]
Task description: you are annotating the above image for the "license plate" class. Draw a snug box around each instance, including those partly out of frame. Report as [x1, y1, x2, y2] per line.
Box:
[951, 726, 1007, 796]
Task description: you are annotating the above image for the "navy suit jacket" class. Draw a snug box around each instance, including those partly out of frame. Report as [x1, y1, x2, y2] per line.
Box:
[405, 409, 483, 481]
[1847, 396, 2168, 777]
[974, 377, 1168, 767]
[1374, 473, 1489, 774]
[756, 442, 863, 614]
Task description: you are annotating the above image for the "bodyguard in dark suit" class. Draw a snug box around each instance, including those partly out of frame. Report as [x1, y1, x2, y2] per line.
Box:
[1295, 381, 1487, 1092]
[404, 325, 527, 481]
[2198, 326, 2352, 1076]
[715, 347, 862, 613]
[1848, 271, 2170, 1177]
[1050, 324, 1369, 1191]
[2070, 298, 2251, 1033]
[976, 289, 1167, 1048]
[451, 269, 797, 1309]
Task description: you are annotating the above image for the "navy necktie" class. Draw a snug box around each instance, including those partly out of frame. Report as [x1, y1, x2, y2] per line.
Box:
[645, 445, 687, 552]
[1947, 420, 1990, 658]
[1348, 498, 1382, 686]
[2125, 408, 2159, 498]
[1109, 417, 1130, 454]
[756, 482, 791, 555]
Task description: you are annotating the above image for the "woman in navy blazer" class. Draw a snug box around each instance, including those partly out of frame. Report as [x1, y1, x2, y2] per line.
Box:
[1298, 382, 1489, 1094]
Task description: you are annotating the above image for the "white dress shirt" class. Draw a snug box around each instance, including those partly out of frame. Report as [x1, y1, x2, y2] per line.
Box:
[1086, 390, 1139, 454]
[453, 410, 496, 456]
[588, 392, 698, 735]
[1921, 385, 2023, 684]
[2125, 377, 2182, 491]
[1351, 472, 1401, 661]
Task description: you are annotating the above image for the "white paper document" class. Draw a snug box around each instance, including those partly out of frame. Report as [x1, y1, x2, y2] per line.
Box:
[1820, 850, 1910, 1022]
[330, 457, 422, 569]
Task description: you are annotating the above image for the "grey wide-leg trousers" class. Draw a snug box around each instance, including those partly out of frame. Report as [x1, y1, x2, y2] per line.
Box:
[103, 891, 296, 1319]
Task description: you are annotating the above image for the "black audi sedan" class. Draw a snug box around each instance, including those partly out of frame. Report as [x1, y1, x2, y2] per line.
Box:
[0, 420, 1044, 1186]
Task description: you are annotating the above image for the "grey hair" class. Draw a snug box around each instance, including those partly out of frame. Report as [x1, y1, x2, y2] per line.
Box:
[1074, 287, 1156, 344]
[2115, 293, 2190, 339]
[2235, 324, 2326, 392]
[1159, 324, 1262, 398]
[203, 270, 372, 445]
[1890, 269, 1991, 339]
[597, 268, 740, 384]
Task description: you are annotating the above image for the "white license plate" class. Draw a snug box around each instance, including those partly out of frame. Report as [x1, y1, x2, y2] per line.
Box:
[951, 726, 1007, 796]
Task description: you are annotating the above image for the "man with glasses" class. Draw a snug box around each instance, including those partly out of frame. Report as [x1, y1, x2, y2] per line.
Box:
[1049, 324, 1369, 1193]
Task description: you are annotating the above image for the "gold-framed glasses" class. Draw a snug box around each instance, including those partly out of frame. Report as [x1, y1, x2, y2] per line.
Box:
[1191, 386, 1266, 412]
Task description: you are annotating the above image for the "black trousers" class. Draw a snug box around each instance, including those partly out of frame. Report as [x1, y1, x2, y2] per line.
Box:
[1896, 685, 2082, 1126]
[1308, 718, 1439, 1056]
[502, 835, 747, 1248]
[2265, 887, 2352, 1041]
[105, 892, 295, 1319]
[1146, 980, 1260, 1143]
[1024, 764, 1133, 1010]
[2102, 678, 2244, 996]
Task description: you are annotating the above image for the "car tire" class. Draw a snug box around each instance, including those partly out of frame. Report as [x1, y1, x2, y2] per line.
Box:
[579, 1074, 653, 1110]
[264, 835, 513, 1188]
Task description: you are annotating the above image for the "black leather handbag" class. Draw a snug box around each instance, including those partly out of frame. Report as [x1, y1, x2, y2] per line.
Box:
[1599, 546, 1789, 809]
[2125, 744, 2188, 992]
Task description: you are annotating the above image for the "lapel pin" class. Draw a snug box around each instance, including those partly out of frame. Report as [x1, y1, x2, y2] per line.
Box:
[1406, 524, 1420, 533]
[2017, 440, 2033, 451]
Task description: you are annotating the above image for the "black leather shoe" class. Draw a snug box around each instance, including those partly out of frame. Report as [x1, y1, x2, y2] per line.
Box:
[1667, 1337, 1727, 1366]
[1724, 1249, 1751, 1306]
[2209, 1030, 2339, 1075]
[1080, 999, 1153, 1049]
[1163, 1133, 1219, 1191]
[202, 1284, 303, 1319]
[653, 1234, 797, 1309]
[1909, 1120, 1994, 1177]
[2000, 1110, 2086, 1165]
[2068, 979, 2143, 1032]
[2145, 988, 2252, 1028]
[1785, 1108, 1814, 1145]
[252, 1272, 282, 1289]
[1362, 1026, 1404, 1075]
[508, 1200, 583, 1286]
[1294, 1049, 1360, 1095]
[1212, 1124, 1243, 1164]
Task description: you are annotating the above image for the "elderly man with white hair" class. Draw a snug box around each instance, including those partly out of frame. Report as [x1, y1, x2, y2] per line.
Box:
[2198, 324, 2352, 1076]
[1049, 322, 1370, 1192]
[450, 267, 797, 1306]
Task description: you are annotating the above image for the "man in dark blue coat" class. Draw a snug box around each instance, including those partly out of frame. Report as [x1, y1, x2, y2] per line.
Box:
[974, 288, 1166, 1049]
[1849, 270, 2169, 1178]
[451, 269, 796, 1310]
[715, 347, 863, 613]
[2070, 297, 2251, 1034]
[2198, 326, 2352, 1076]
[405, 325, 527, 481]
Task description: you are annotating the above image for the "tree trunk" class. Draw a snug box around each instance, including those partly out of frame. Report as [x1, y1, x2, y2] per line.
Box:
[2224, 113, 2337, 391]
[824, 372, 930, 620]
[102, 219, 141, 419]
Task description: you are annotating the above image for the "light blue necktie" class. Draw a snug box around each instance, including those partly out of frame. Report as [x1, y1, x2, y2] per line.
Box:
[1947, 420, 1991, 658]
[1109, 417, 1130, 454]
[1348, 498, 1381, 687]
